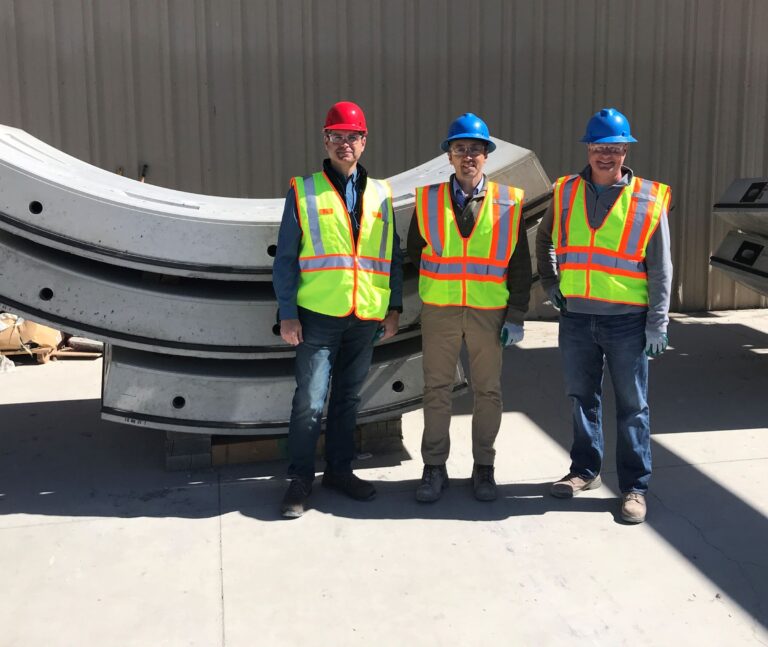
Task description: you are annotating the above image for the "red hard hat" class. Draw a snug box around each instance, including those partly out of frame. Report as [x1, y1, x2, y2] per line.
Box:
[324, 101, 367, 132]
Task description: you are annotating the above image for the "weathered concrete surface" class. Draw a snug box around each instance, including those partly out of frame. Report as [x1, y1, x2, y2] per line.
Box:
[1, 310, 767, 646]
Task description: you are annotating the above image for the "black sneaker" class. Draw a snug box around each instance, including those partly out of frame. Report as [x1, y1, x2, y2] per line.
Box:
[321, 471, 376, 501]
[472, 464, 497, 501]
[281, 478, 312, 518]
[415, 464, 449, 503]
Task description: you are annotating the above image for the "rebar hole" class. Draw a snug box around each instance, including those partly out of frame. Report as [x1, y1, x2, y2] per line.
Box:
[172, 396, 186, 409]
[29, 201, 43, 214]
[267, 244, 277, 257]
[272, 324, 281, 336]
[39, 287, 54, 301]
[392, 380, 405, 393]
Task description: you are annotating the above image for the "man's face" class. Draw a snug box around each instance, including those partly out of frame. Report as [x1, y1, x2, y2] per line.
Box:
[587, 143, 628, 182]
[324, 130, 366, 165]
[447, 139, 488, 185]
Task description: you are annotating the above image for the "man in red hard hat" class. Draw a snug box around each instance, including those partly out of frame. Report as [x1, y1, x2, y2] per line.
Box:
[273, 100, 403, 518]
[407, 113, 532, 503]
[536, 108, 672, 524]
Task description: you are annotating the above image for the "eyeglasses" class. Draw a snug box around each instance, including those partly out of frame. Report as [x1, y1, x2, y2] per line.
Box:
[588, 144, 628, 155]
[325, 132, 365, 145]
[450, 144, 487, 157]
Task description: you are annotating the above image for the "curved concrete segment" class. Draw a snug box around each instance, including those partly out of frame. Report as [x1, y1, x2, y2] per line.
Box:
[713, 177, 768, 237]
[0, 230, 425, 357]
[0, 126, 551, 279]
[101, 337, 468, 435]
[710, 229, 768, 297]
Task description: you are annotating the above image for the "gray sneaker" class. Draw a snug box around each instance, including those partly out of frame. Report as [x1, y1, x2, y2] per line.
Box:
[472, 464, 497, 501]
[415, 464, 449, 502]
[550, 472, 602, 498]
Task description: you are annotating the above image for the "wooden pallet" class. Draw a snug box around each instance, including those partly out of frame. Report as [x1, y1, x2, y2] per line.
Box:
[0, 346, 102, 363]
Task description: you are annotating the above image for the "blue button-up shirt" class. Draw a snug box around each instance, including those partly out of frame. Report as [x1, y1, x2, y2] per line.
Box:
[452, 175, 485, 210]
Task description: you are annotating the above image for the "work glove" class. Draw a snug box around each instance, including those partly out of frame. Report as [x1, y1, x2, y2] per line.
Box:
[548, 285, 567, 312]
[645, 331, 669, 357]
[500, 322, 524, 347]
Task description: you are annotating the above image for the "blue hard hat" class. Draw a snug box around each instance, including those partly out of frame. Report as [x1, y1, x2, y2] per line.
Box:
[580, 108, 638, 143]
[441, 113, 496, 153]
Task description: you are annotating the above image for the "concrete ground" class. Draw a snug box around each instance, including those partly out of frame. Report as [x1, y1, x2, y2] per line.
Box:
[1, 310, 767, 647]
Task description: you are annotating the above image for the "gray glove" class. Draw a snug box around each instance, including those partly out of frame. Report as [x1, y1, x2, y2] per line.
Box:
[500, 322, 524, 347]
[645, 331, 668, 357]
[548, 285, 567, 311]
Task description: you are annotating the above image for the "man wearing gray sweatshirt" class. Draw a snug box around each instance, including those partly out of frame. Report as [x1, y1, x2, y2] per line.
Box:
[536, 108, 672, 524]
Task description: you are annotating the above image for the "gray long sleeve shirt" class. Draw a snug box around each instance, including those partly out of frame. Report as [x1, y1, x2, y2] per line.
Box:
[535, 165, 672, 334]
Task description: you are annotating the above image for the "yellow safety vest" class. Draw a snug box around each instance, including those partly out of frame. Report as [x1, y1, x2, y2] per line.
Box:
[291, 171, 394, 320]
[552, 174, 671, 305]
[415, 181, 524, 308]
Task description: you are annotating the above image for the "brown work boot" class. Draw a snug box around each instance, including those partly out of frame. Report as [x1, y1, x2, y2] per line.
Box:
[550, 472, 602, 498]
[620, 492, 647, 523]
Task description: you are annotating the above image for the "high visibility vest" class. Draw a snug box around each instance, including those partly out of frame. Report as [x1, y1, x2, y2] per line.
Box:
[415, 181, 524, 308]
[291, 171, 394, 320]
[552, 174, 671, 305]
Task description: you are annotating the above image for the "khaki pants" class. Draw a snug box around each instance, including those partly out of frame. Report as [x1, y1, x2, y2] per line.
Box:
[420, 304, 505, 466]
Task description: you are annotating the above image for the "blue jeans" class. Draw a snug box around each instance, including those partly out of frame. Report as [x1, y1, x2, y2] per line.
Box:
[287, 307, 378, 482]
[559, 311, 651, 493]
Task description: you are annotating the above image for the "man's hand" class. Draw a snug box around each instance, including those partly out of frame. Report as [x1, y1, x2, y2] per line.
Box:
[548, 285, 567, 311]
[378, 310, 400, 341]
[280, 319, 303, 346]
[644, 331, 668, 357]
[500, 322, 524, 347]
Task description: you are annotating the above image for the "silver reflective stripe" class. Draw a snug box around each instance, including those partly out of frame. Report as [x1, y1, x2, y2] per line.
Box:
[466, 262, 507, 278]
[556, 251, 646, 274]
[559, 177, 578, 247]
[427, 184, 443, 256]
[623, 179, 657, 254]
[556, 251, 589, 265]
[303, 174, 325, 256]
[590, 252, 646, 274]
[299, 255, 355, 270]
[369, 179, 390, 259]
[421, 259, 463, 274]
[358, 257, 391, 273]
[493, 184, 512, 261]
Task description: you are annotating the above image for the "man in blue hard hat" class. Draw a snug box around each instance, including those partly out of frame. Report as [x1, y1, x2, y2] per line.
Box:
[536, 108, 672, 524]
[407, 113, 532, 502]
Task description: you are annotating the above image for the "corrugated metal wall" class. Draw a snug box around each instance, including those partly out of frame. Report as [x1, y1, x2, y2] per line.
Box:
[1, 0, 766, 310]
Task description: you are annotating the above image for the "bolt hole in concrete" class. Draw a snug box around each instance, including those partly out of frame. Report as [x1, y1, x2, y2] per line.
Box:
[39, 287, 54, 301]
[172, 396, 186, 409]
[267, 244, 277, 257]
[392, 380, 404, 392]
[29, 200, 43, 214]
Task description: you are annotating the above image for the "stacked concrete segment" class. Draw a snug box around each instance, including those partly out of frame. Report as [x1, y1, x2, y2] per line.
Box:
[0, 125, 552, 434]
[711, 178, 768, 298]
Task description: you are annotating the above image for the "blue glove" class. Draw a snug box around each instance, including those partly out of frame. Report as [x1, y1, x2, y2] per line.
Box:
[500, 322, 524, 347]
[548, 285, 567, 311]
[645, 331, 668, 357]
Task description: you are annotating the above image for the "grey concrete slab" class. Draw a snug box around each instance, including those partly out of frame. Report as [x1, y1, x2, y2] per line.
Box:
[0, 517, 223, 647]
[1, 310, 767, 646]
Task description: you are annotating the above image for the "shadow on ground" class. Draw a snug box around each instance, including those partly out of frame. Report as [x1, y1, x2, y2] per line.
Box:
[0, 316, 766, 626]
